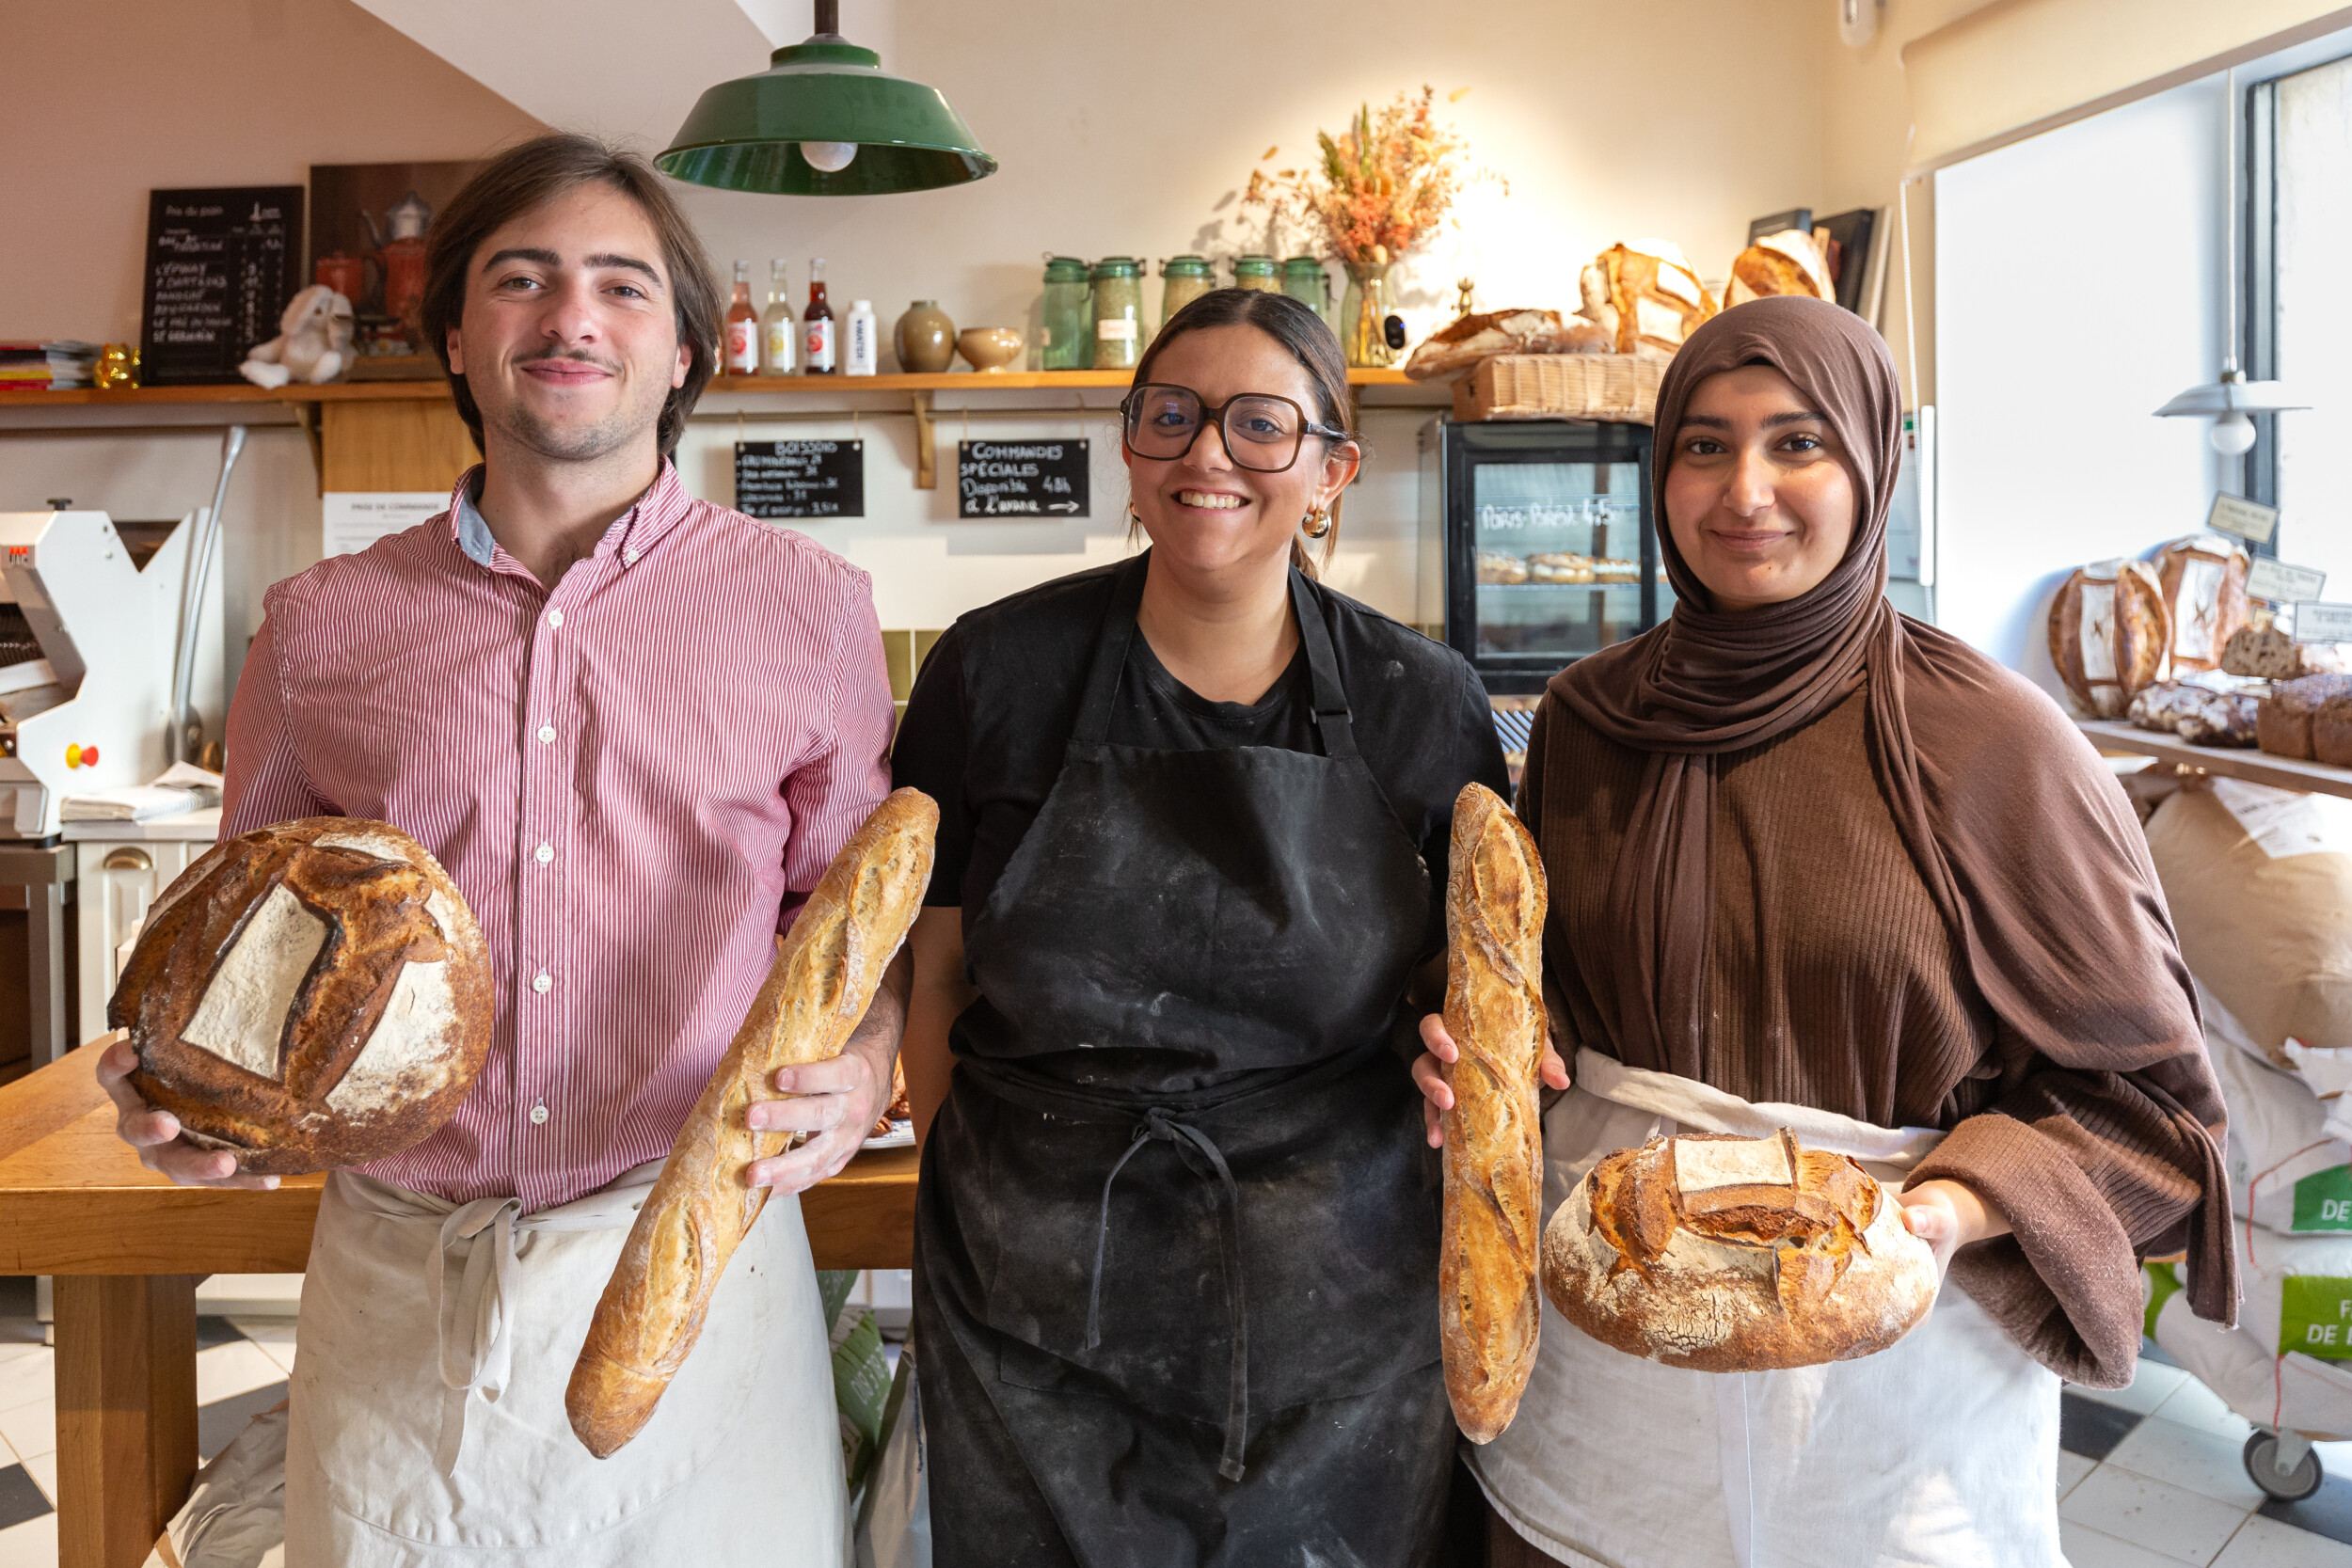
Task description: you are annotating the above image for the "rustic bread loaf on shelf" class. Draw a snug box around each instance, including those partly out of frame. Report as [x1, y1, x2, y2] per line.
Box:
[1578, 243, 1719, 362]
[1542, 1129, 1937, 1372]
[1404, 309, 1612, 381]
[1724, 230, 1836, 308]
[1439, 784, 1549, 1444]
[2151, 535, 2249, 674]
[2257, 673, 2352, 760]
[567, 788, 936, 1459]
[2313, 695, 2352, 769]
[109, 817, 493, 1175]
[2225, 624, 2349, 680]
[2048, 560, 2171, 719]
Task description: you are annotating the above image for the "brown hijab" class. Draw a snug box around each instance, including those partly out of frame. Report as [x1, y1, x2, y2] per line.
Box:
[1549, 294, 2231, 1322]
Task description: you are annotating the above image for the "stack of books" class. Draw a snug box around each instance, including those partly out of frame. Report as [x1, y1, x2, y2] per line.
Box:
[0, 341, 102, 390]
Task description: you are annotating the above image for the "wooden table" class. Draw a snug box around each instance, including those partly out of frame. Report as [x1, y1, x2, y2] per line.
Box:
[0, 1037, 919, 1568]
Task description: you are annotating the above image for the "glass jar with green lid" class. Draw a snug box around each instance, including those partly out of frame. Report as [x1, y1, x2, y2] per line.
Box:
[1090, 257, 1145, 371]
[1281, 256, 1332, 327]
[1232, 254, 1279, 293]
[1040, 255, 1092, 372]
[1158, 256, 1214, 334]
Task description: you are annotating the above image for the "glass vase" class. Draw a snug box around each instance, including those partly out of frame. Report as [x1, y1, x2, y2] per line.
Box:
[1341, 260, 1397, 368]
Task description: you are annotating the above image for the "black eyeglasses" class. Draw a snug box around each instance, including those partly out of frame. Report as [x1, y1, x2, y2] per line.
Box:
[1120, 384, 1353, 473]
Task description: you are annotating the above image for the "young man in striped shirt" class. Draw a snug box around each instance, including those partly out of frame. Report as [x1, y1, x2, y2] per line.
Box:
[99, 134, 898, 1562]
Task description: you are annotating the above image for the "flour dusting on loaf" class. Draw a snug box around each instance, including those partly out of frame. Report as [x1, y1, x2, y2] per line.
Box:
[1542, 1130, 1936, 1372]
[1439, 784, 1548, 1444]
[566, 788, 937, 1459]
[112, 816, 493, 1174]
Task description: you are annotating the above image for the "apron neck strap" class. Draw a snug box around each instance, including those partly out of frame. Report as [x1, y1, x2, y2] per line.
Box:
[1069, 552, 1359, 759]
[1288, 567, 1357, 760]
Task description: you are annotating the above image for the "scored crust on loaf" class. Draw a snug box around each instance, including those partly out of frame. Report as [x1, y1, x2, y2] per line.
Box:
[1541, 1130, 1937, 1372]
[112, 817, 492, 1175]
[566, 788, 938, 1459]
[1439, 784, 1548, 1444]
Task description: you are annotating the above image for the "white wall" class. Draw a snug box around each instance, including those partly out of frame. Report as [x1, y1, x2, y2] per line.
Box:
[1934, 74, 2228, 689]
[5, 0, 1868, 704]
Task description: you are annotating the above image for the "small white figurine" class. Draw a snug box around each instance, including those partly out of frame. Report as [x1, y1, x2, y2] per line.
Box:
[239, 285, 356, 388]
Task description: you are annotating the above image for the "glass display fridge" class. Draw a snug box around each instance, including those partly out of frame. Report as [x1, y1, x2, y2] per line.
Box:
[1418, 419, 1664, 697]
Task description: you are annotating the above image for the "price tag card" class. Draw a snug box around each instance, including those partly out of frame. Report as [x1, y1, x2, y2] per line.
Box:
[735, 440, 864, 519]
[2207, 492, 2280, 546]
[958, 439, 1089, 518]
[2249, 556, 2327, 605]
[2294, 601, 2352, 644]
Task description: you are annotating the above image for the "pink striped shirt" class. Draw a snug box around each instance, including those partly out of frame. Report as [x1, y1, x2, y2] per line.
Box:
[223, 462, 894, 1212]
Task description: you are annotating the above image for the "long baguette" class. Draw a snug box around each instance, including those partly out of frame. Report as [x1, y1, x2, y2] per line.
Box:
[566, 788, 937, 1458]
[1439, 783, 1549, 1444]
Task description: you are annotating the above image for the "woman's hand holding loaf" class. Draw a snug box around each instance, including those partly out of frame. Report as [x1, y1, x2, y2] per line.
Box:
[565, 789, 937, 1460]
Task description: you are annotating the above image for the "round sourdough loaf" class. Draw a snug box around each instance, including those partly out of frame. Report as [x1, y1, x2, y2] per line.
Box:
[1541, 1129, 1937, 1371]
[109, 817, 492, 1175]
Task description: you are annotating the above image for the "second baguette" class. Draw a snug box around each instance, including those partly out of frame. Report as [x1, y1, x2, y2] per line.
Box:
[565, 788, 937, 1458]
[1439, 783, 1549, 1444]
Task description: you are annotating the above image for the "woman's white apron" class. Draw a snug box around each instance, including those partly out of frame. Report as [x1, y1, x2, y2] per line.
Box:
[282, 1162, 847, 1566]
[1469, 1050, 2062, 1568]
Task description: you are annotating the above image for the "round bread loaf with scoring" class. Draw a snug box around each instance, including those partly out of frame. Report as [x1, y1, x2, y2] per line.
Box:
[108, 816, 492, 1175]
[1541, 1129, 1937, 1371]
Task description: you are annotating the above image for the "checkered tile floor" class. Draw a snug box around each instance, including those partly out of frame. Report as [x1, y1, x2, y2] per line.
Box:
[0, 1277, 294, 1568]
[4, 1279, 2350, 1566]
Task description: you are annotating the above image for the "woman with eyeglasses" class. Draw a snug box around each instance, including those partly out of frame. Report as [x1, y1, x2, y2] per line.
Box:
[891, 289, 1510, 1565]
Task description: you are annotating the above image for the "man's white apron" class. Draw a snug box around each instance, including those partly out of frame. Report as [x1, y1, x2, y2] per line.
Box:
[282, 1162, 847, 1566]
[1469, 1050, 2062, 1568]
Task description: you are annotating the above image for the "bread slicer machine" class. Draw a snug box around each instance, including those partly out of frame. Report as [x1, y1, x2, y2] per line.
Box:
[0, 507, 226, 841]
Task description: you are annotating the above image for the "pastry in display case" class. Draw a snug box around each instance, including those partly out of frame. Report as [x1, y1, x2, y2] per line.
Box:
[1421, 419, 1662, 696]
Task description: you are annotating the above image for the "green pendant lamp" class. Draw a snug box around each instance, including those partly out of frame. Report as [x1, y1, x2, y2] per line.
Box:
[657, 0, 995, 196]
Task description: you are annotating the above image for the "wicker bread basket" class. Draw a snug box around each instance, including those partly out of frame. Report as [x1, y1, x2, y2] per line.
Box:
[1452, 354, 1662, 424]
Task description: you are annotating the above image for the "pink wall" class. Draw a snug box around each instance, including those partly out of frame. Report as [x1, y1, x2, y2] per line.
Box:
[4, 0, 544, 342]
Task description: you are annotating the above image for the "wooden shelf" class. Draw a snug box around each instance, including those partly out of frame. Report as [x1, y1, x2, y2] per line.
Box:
[1, 366, 1429, 409]
[2077, 719, 2352, 801]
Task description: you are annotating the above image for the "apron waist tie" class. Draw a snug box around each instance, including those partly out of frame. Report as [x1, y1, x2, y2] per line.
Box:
[334, 1165, 660, 1475]
[1085, 1105, 1252, 1482]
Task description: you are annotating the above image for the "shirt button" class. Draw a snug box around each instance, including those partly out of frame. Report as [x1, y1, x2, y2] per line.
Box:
[532, 972, 552, 994]
[536, 725, 556, 744]
[530, 1104, 549, 1126]
[623, 548, 640, 565]
[547, 609, 564, 628]
[534, 843, 554, 865]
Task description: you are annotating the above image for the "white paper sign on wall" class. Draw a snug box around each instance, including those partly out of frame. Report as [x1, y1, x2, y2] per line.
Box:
[324, 493, 449, 559]
[2249, 557, 2328, 605]
[2207, 493, 2280, 546]
[2293, 602, 2352, 644]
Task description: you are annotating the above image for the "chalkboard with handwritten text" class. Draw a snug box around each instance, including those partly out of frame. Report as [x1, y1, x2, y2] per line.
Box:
[139, 186, 303, 386]
[957, 439, 1089, 518]
[735, 439, 865, 518]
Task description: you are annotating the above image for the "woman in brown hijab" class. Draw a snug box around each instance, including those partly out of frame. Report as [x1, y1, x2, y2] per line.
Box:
[1414, 295, 2233, 1568]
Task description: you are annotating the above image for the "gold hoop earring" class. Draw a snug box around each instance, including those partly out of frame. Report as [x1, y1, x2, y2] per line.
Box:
[1301, 505, 1332, 540]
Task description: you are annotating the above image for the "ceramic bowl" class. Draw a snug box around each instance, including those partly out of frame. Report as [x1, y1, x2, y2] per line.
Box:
[957, 326, 1024, 373]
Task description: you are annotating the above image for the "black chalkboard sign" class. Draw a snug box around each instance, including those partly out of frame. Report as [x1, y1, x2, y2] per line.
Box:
[735, 439, 865, 518]
[139, 186, 303, 386]
[958, 439, 1089, 518]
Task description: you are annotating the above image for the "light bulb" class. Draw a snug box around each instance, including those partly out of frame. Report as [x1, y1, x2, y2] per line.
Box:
[2209, 411, 2257, 455]
[801, 141, 857, 173]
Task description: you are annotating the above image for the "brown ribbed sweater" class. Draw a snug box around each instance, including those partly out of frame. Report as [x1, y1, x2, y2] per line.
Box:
[1522, 686, 2218, 1386]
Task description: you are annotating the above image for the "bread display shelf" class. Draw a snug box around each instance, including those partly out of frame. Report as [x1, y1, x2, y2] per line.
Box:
[0, 367, 1441, 409]
[2078, 720, 2352, 802]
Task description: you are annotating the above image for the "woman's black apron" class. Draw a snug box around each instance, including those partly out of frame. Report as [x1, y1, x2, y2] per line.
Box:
[912, 555, 1454, 1567]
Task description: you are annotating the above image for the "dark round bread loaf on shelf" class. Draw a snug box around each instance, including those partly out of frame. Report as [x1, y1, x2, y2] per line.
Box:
[109, 817, 492, 1175]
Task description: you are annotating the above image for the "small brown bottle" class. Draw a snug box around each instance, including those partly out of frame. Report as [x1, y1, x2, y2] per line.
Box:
[803, 259, 836, 373]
